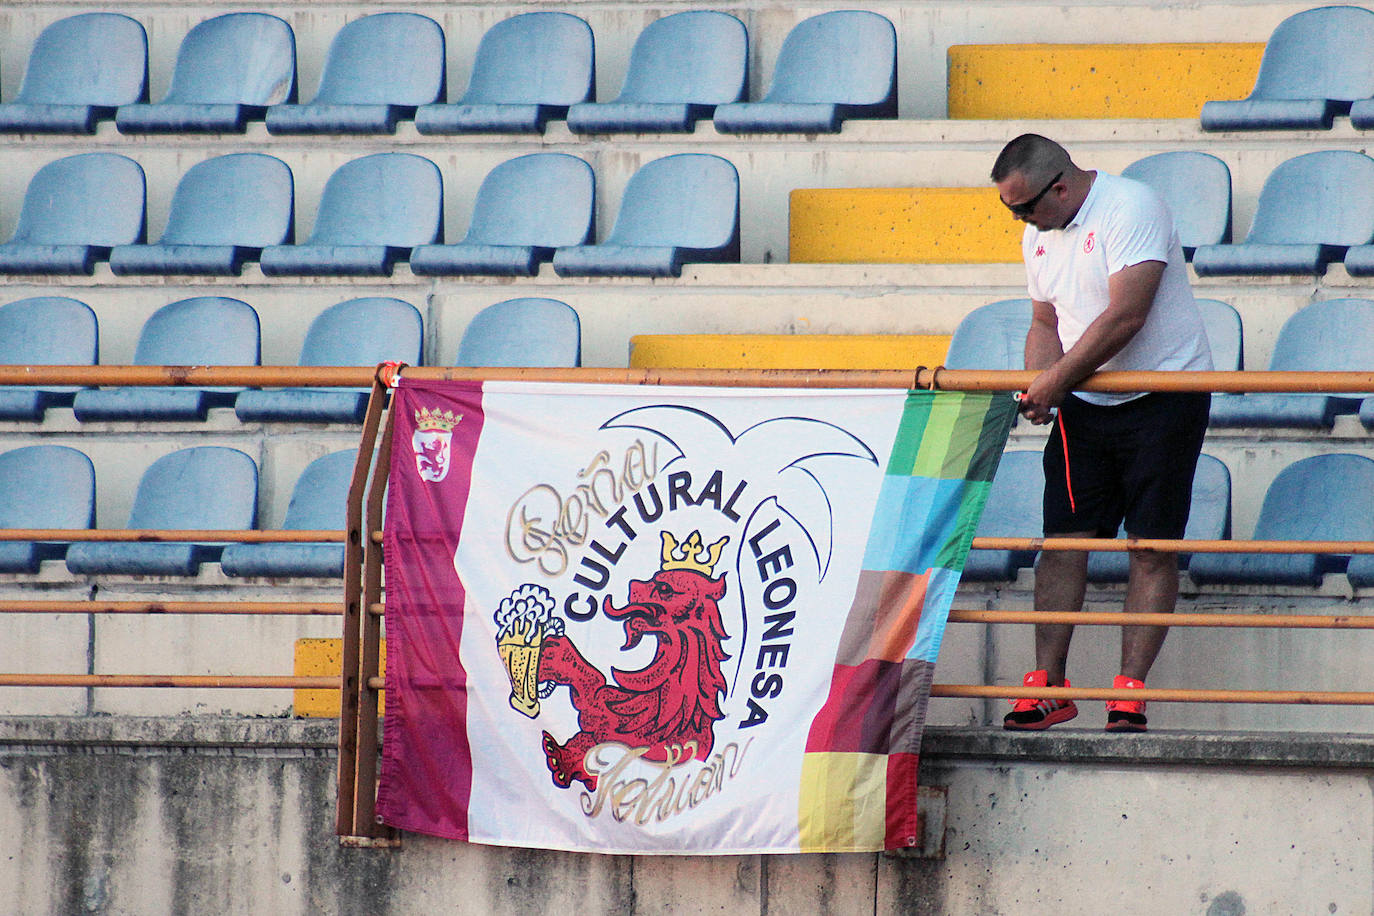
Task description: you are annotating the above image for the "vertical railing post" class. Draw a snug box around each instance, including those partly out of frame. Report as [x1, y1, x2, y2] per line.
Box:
[336, 367, 393, 839]
[353, 377, 399, 838]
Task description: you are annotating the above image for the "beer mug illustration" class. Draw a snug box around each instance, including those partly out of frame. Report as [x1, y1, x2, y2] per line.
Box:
[494, 584, 563, 718]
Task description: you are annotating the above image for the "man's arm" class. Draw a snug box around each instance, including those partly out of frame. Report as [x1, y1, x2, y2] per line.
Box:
[1020, 299, 1065, 424]
[1019, 259, 1165, 423]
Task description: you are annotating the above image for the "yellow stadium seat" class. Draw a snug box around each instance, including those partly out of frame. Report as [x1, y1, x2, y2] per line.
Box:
[947, 43, 1264, 119]
[629, 334, 952, 370]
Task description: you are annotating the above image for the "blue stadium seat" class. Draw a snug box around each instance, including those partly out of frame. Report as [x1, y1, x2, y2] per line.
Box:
[234, 297, 423, 424]
[457, 298, 581, 367]
[1188, 454, 1374, 587]
[1192, 151, 1374, 276]
[0, 296, 98, 420]
[72, 297, 259, 422]
[1362, 397, 1374, 430]
[0, 446, 96, 573]
[415, 13, 592, 134]
[1120, 152, 1232, 260]
[0, 13, 147, 133]
[265, 13, 444, 135]
[1196, 298, 1244, 372]
[945, 299, 1031, 370]
[410, 154, 593, 277]
[66, 447, 257, 577]
[566, 12, 746, 133]
[1209, 299, 1374, 429]
[1348, 548, 1374, 587]
[1201, 6, 1374, 131]
[0, 154, 146, 275]
[1087, 455, 1232, 583]
[221, 450, 356, 578]
[115, 13, 296, 133]
[259, 153, 440, 277]
[553, 154, 739, 277]
[109, 154, 294, 276]
[713, 11, 897, 134]
[962, 450, 1043, 582]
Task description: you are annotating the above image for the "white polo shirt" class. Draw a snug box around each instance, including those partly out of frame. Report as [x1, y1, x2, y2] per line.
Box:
[1022, 172, 1212, 405]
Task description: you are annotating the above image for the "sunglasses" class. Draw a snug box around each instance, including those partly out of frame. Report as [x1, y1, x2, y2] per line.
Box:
[1004, 171, 1063, 217]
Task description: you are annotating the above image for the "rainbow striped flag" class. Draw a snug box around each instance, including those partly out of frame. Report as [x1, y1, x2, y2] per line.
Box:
[376, 379, 1015, 854]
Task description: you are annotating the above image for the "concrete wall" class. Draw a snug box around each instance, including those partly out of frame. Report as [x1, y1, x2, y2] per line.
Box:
[2, 716, 1370, 915]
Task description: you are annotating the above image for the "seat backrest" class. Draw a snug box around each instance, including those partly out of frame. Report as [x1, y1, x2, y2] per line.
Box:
[1248, 5, 1374, 102]
[463, 154, 594, 247]
[160, 153, 294, 247]
[1268, 298, 1374, 371]
[0, 297, 97, 367]
[1253, 453, 1374, 542]
[133, 297, 260, 367]
[310, 13, 444, 105]
[974, 450, 1044, 537]
[1246, 150, 1374, 247]
[1195, 298, 1243, 371]
[945, 299, 1032, 370]
[283, 450, 357, 530]
[17, 13, 147, 106]
[128, 446, 257, 529]
[461, 12, 593, 106]
[299, 298, 423, 366]
[1121, 152, 1232, 251]
[457, 298, 581, 367]
[11, 153, 145, 247]
[763, 10, 896, 105]
[606, 154, 738, 248]
[306, 153, 442, 246]
[1187, 454, 1232, 541]
[615, 11, 747, 105]
[0, 446, 95, 530]
[162, 13, 296, 106]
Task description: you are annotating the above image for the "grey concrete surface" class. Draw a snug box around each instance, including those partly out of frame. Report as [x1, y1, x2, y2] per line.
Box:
[2, 716, 1371, 915]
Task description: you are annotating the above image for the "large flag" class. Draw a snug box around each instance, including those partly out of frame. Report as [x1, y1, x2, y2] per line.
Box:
[376, 378, 1015, 854]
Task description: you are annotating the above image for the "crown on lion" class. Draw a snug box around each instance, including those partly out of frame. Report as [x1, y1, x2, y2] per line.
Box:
[660, 530, 729, 576]
[415, 407, 462, 432]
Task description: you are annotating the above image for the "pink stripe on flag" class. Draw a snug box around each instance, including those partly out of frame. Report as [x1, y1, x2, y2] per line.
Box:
[375, 380, 486, 840]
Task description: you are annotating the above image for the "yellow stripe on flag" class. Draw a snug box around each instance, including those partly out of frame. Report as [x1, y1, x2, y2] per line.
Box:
[799, 752, 889, 852]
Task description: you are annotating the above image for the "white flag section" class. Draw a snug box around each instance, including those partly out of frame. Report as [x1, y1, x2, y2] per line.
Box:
[376, 379, 1015, 854]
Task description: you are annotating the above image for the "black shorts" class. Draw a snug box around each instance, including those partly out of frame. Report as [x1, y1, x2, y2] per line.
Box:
[1043, 392, 1211, 539]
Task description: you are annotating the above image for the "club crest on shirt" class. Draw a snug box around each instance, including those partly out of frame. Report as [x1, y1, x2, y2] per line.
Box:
[1083, 232, 1096, 254]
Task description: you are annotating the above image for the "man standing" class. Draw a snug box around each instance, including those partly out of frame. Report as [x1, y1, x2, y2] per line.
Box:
[991, 134, 1212, 732]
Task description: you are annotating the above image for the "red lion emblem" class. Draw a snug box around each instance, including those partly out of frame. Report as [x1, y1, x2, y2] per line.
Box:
[537, 531, 731, 791]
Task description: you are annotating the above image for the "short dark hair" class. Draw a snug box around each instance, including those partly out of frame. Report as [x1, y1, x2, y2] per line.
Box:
[991, 134, 1071, 184]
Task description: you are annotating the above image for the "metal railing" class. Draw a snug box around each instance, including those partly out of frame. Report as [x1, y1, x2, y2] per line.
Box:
[0, 364, 1371, 844]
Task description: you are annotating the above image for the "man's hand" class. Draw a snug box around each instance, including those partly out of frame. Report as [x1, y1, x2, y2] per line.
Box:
[1019, 366, 1068, 424]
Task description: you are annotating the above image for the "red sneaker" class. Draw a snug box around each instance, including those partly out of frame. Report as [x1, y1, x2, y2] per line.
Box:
[1003, 669, 1078, 730]
[1105, 675, 1148, 732]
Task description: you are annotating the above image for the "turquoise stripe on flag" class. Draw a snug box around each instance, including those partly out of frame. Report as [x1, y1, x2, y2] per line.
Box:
[861, 476, 967, 574]
[908, 567, 962, 662]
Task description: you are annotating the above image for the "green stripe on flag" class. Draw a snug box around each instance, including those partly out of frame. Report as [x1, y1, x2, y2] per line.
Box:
[884, 392, 933, 476]
[886, 392, 1018, 481]
[968, 394, 1020, 483]
[934, 478, 996, 570]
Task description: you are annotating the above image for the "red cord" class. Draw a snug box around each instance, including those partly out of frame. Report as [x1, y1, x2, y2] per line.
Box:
[1057, 409, 1075, 514]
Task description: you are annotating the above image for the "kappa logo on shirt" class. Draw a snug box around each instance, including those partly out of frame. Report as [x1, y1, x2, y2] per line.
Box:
[1082, 232, 1096, 254]
[1034, 245, 1046, 257]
